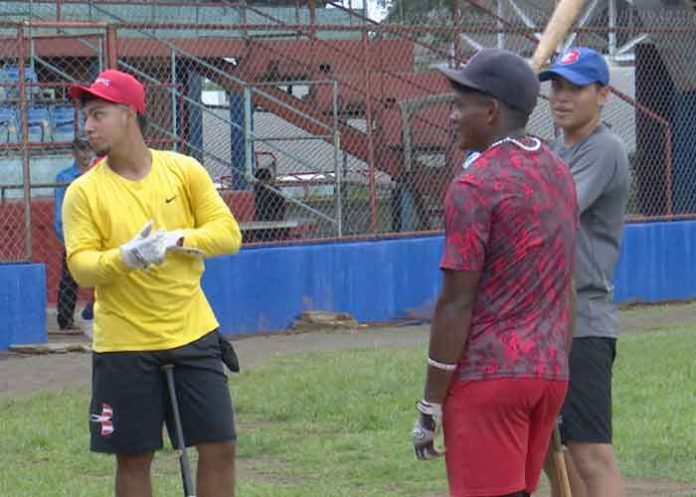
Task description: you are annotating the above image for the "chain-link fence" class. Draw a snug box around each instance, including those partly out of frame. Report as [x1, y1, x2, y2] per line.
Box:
[376, 0, 696, 221]
[73, 0, 457, 242]
[0, 23, 104, 330]
[1, 0, 695, 328]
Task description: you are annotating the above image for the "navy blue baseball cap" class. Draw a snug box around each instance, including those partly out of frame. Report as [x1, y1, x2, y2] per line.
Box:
[438, 48, 539, 116]
[538, 47, 610, 86]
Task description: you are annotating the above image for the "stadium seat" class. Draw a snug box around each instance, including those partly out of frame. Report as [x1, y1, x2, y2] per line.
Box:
[18, 106, 51, 143]
[0, 65, 38, 82]
[0, 65, 38, 102]
[50, 105, 77, 143]
[0, 107, 18, 143]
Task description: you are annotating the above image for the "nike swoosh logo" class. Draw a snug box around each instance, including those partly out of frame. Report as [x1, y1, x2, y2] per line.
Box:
[165, 196, 177, 203]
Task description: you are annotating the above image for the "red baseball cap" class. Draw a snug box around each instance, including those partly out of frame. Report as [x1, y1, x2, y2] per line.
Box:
[69, 69, 146, 114]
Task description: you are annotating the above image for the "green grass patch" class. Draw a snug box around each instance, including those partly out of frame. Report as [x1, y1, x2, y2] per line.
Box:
[613, 328, 696, 482]
[1, 328, 695, 496]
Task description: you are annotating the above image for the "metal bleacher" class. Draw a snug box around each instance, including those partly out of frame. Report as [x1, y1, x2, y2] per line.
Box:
[0, 65, 78, 144]
[49, 105, 78, 143]
[0, 106, 17, 143]
[0, 63, 79, 196]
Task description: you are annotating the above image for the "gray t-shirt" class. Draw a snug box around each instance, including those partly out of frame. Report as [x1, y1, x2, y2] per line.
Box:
[553, 125, 630, 338]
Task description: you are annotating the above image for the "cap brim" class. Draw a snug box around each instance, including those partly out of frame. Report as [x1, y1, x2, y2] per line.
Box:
[68, 84, 125, 108]
[436, 64, 486, 94]
[538, 67, 597, 86]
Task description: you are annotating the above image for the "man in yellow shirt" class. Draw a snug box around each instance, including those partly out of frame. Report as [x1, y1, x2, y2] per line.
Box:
[63, 69, 242, 497]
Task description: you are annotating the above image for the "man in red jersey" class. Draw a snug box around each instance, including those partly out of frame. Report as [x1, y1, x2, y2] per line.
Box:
[412, 48, 578, 497]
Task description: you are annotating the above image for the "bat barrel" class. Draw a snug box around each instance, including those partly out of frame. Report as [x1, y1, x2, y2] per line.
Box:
[531, 0, 588, 70]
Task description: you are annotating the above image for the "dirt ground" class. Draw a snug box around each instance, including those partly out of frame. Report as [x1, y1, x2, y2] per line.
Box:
[0, 324, 431, 397]
[4, 302, 694, 397]
[2, 303, 696, 496]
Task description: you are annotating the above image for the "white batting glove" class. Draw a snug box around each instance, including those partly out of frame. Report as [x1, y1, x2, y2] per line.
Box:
[161, 230, 184, 250]
[161, 230, 204, 258]
[412, 400, 445, 460]
[120, 220, 166, 270]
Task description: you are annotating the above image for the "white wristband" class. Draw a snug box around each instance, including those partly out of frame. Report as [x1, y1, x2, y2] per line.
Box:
[427, 357, 457, 371]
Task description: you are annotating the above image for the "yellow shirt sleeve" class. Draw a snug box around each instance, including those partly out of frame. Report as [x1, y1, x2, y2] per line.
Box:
[181, 158, 243, 256]
[63, 182, 133, 287]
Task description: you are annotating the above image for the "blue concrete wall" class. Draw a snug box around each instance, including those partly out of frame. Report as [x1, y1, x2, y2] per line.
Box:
[203, 221, 696, 335]
[614, 221, 696, 303]
[0, 263, 47, 349]
[1, 221, 694, 346]
[203, 236, 444, 334]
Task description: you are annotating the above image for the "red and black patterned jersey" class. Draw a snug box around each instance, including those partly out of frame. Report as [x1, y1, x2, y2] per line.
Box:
[440, 139, 578, 381]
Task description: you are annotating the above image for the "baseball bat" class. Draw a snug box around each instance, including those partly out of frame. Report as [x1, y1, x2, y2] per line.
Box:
[552, 423, 573, 497]
[163, 364, 196, 497]
[530, 0, 588, 71]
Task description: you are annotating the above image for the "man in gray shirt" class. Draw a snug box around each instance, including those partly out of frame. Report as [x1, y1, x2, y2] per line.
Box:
[539, 47, 630, 497]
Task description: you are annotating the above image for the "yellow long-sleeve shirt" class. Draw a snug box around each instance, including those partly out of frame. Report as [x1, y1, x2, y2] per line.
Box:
[63, 149, 242, 353]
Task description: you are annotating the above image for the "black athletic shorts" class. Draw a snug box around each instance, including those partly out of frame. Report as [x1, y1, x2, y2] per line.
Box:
[89, 330, 236, 454]
[560, 337, 617, 444]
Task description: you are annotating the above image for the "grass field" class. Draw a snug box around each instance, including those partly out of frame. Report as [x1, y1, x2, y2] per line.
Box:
[0, 326, 695, 496]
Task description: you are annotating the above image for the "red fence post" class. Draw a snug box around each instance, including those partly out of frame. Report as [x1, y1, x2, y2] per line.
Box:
[308, 0, 317, 39]
[106, 24, 118, 69]
[17, 27, 32, 260]
[451, 0, 461, 66]
[362, 29, 378, 235]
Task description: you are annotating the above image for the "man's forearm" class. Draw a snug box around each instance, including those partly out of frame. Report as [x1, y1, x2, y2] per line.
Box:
[68, 248, 131, 287]
[423, 300, 472, 403]
[183, 217, 242, 257]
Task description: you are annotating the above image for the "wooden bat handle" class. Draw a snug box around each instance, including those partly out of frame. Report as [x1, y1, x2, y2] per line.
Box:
[552, 422, 573, 497]
[553, 451, 573, 497]
[530, 0, 587, 71]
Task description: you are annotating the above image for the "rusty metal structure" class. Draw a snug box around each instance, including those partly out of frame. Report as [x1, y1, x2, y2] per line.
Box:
[0, 0, 694, 309]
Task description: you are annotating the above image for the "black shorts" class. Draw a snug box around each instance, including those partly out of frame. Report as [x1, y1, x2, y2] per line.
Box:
[89, 330, 236, 454]
[560, 337, 617, 444]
